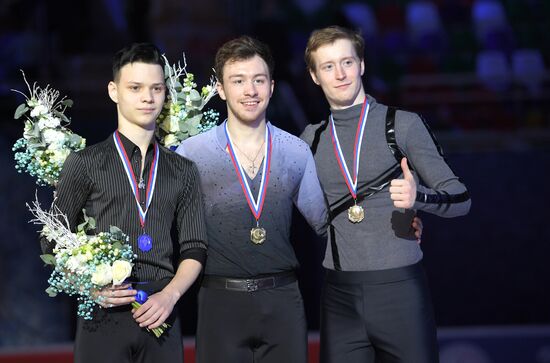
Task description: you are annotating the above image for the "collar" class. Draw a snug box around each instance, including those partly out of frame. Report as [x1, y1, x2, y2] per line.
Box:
[215, 120, 275, 150]
[116, 131, 156, 157]
[330, 94, 377, 126]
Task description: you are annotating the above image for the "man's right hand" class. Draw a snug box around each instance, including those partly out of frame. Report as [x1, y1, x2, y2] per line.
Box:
[94, 283, 137, 308]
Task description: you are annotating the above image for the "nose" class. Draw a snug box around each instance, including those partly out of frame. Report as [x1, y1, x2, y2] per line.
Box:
[244, 80, 258, 97]
[335, 64, 346, 80]
[141, 89, 154, 103]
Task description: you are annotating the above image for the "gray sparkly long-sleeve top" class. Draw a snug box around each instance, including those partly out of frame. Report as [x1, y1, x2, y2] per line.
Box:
[177, 121, 327, 278]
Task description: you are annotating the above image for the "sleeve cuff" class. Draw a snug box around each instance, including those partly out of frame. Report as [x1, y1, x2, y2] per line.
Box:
[178, 246, 207, 266]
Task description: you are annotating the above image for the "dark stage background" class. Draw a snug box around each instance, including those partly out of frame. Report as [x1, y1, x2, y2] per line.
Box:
[1, 0, 549, 361]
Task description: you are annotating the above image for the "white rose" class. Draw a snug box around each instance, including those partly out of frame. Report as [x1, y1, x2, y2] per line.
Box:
[38, 115, 61, 130]
[50, 148, 70, 164]
[91, 263, 113, 286]
[160, 114, 180, 133]
[42, 129, 66, 147]
[66, 254, 88, 274]
[111, 260, 132, 286]
[30, 104, 48, 118]
[163, 134, 179, 148]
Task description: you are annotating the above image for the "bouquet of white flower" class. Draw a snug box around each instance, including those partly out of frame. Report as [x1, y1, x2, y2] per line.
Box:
[29, 198, 170, 337]
[156, 54, 219, 149]
[28, 199, 135, 320]
[12, 71, 86, 186]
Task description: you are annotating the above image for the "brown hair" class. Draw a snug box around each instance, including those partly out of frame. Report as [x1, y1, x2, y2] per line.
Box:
[304, 26, 364, 72]
[214, 36, 275, 83]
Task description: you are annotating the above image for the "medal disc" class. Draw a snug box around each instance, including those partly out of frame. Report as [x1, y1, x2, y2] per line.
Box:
[250, 227, 266, 244]
[348, 205, 364, 223]
[138, 233, 153, 252]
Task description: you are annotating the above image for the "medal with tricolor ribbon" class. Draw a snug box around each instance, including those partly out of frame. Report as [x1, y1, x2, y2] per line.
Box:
[224, 122, 272, 244]
[330, 98, 369, 223]
[113, 131, 159, 251]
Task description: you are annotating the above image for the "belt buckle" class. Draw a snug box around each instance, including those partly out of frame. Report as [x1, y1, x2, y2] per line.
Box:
[246, 279, 259, 292]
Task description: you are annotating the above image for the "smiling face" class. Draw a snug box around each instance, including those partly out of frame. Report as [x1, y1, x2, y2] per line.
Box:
[217, 55, 274, 127]
[309, 38, 366, 110]
[108, 62, 166, 131]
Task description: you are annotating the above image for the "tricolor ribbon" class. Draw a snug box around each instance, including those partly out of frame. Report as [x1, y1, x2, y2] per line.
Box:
[329, 98, 369, 199]
[224, 122, 272, 221]
[113, 131, 159, 228]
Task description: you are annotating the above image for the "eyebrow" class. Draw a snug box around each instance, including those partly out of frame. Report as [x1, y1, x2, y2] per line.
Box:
[227, 73, 268, 79]
[126, 81, 165, 86]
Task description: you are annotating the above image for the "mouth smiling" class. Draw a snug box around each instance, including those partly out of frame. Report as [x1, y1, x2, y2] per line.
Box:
[241, 100, 260, 108]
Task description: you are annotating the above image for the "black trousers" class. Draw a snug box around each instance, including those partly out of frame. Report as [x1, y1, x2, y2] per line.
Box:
[196, 281, 307, 363]
[74, 279, 183, 363]
[320, 262, 439, 363]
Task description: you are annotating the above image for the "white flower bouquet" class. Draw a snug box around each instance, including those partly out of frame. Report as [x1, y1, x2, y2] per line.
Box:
[156, 54, 219, 149]
[28, 199, 135, 320]
[29, 199, 169, 337]
[12, 71, 86, 186]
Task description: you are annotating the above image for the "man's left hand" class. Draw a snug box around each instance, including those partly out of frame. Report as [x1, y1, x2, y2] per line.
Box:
[412, 216, 423, 244]
[132, 290, 177, 329]
[390, 158, 417, 209]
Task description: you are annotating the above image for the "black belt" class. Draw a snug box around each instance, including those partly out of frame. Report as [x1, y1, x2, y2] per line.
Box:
[201, 271, 296, 292]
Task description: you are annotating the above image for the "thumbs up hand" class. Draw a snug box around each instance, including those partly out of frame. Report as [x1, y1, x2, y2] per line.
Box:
[390, 158, 417, 209]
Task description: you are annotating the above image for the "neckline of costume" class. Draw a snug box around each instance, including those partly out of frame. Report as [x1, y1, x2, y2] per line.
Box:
[330, 95, 376, 126]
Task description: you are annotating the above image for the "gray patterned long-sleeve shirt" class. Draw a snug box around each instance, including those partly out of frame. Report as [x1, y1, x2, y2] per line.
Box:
[301, 95, 471, 271]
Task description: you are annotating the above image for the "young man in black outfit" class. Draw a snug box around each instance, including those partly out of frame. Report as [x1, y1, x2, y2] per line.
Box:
[41, 43, 207, 363]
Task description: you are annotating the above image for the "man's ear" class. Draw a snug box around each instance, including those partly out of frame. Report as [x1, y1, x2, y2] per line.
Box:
[309, 69, 320, 86]
[108, 81, 118, 103]
[269, 79, 275, 98]
[360, 59, 365, 76]
[216, 81, 226, 101]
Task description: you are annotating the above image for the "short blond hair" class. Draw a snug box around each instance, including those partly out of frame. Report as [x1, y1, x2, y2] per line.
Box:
[304, 26, 364, 72]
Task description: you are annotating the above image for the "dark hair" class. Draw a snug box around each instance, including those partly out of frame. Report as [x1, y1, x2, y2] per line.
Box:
[305, 26, 364, 72]
[112, 43, 165, 81]
[214, 36, 275, 83]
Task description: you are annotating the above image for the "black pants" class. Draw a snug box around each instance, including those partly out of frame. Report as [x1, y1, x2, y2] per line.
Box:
[320, 262, 439, 363]
[196, 281, 307, 363]
[74, 279, 182, 363]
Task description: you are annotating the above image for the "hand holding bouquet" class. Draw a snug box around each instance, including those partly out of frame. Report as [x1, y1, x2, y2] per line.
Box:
[28, 198, 135, 320]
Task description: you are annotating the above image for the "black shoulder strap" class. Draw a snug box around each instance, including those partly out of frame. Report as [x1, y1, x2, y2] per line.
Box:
[328, 163, 401, 219]
[327, 106, 407, 218]
[418, 114, 444, 157]
[310, 119, 330, 156]
[385, 106, 406, 163]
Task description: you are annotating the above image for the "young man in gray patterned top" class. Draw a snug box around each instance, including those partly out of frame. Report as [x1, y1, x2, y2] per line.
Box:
[301, 26, 471, 363]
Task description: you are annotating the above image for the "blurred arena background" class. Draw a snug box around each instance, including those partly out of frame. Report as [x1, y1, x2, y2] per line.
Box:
[1, 1, 549, 362]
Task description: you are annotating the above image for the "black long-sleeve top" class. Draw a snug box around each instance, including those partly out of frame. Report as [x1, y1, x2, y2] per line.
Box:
[41, 132, 207, 282]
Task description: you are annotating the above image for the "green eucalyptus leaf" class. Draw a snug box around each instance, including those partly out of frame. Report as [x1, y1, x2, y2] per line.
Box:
[189, 89, 201, 102]
[40, 254, 56, 266]
[112, 241, 123, 251]
[77, 209, 96, 232]
[53, 110, 70, 123]
[87, 216, 96, 230]
[61, 99, 73, 107]
[109, 225, 124, 241]
[14, 104, 29, 119]
[77, 220, 87, 233]
[68, 134, 83, 146]
[24, 124, 41, 140]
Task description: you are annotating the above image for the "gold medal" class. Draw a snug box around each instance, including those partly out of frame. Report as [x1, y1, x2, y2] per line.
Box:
[250, 226, 266, 244]
[348, 204, 364, 223]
